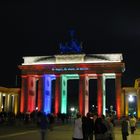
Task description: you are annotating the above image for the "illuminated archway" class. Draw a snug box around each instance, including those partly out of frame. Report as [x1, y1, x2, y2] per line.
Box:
[19, 53, 125, 118]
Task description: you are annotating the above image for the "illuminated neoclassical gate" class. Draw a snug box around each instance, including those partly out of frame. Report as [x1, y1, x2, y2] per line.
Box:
[19, 54, 125, 118]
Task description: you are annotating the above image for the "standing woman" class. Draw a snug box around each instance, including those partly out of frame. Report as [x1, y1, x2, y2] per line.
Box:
[129, 115, 136, 134]
[72, 113, 83, 140]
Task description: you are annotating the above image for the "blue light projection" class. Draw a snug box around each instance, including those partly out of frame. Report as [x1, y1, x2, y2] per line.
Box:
[59, 30, 83, 54]
[43, 74, 56, 114]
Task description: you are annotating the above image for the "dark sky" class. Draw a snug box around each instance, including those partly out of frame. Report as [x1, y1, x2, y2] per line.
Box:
[1, 0, 140, 88]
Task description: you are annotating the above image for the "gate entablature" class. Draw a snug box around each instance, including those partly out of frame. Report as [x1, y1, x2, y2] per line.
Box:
[19, 54, 124, 75]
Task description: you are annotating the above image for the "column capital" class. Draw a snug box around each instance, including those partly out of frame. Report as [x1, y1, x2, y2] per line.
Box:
[115, 73, 122, 77]
[54, 75, 61, 115]
[97, 74, 103, 77]
[55, 74, 61, 78]
[35, 75, 44, 78]
[79, 74, 86, 77]
[21, 75, 28, 78]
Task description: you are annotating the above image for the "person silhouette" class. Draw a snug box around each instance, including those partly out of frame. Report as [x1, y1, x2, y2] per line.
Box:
[39, 113, 49, 140]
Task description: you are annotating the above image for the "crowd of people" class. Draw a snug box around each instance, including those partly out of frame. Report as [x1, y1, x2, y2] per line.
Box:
[0, 110, 70, 126]
[0, 110, 137, 140]
[72, 112, 137, 140]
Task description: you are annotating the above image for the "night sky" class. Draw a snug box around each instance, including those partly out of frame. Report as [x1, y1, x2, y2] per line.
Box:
[1, 0, 140, 89]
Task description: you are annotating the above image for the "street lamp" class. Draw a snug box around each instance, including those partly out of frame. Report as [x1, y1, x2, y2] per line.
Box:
[128, 95, 136, 116]
[70, 107, 75, 112]
[128, 95, 134, 102]
[70, 107, 75, 118]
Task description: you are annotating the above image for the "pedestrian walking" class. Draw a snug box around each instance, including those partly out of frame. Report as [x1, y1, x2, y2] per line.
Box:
[47, 113, 55, 131]
[39, 113, 49, 140]
[93, 113, 98, 140]
[129, 115, 136, 134]
[106, 117, 115, 140]
[94, 117, 108, 140]
[121, 116, 129, 140]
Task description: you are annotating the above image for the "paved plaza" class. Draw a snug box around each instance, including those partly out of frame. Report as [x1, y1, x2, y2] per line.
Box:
[0, 122, 140, 140]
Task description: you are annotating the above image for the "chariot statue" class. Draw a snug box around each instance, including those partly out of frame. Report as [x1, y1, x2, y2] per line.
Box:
[59, 30, 83, 54]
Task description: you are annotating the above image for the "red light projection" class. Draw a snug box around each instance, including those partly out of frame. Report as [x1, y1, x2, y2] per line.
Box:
[115, 74, 121, 119]
[79, 75, 86, 115]
[20, 76, 26, 112]
[37, 76, 43, 111]
[54, 75, 60, 115]
[97, 75, 103, 117]
[27, 77, 36, 112]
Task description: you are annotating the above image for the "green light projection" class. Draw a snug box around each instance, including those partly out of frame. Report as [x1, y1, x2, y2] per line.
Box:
[61, 74, 79, 113]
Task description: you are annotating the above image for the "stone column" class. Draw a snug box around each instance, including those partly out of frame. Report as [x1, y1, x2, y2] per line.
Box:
[121, 89, 125, 116]
[79, 74, 88, 116]
[27, 76, 36, 112]
[61, 75, 67, 114]
[0, 93, 2, 112]
[4, 94, 8, 112]
[7, 94, 11, 112]
[125, 94, 129, 116]
[115, 73, 122, 119]
[37, 75, 44, 112]
[137, 89, 140, 119]
[54, 75, 61, 115]
[20, 75, 28, 113]
[43, 75, 56, 114]
[102, 75, 106, 116]
[97, 74, 103, 117]
[85, 75, 89, 115]
[13, 94, 18, 115]
[11, 95, 14, 112]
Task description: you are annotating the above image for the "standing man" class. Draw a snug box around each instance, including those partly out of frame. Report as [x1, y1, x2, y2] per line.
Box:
[121, 116, 129, 140]
[82, 112, 94, 140]
[39, 113, 49, 140]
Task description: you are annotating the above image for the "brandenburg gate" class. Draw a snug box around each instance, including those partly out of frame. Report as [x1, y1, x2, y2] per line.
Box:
[19, 53, 125, 118]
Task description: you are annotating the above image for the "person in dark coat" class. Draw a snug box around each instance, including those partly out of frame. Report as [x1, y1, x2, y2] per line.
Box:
[121, 116, 129, 140]
[94, 117, 108, 140]
[39, 113, 49, 140]
[82, 112, 94, 140]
